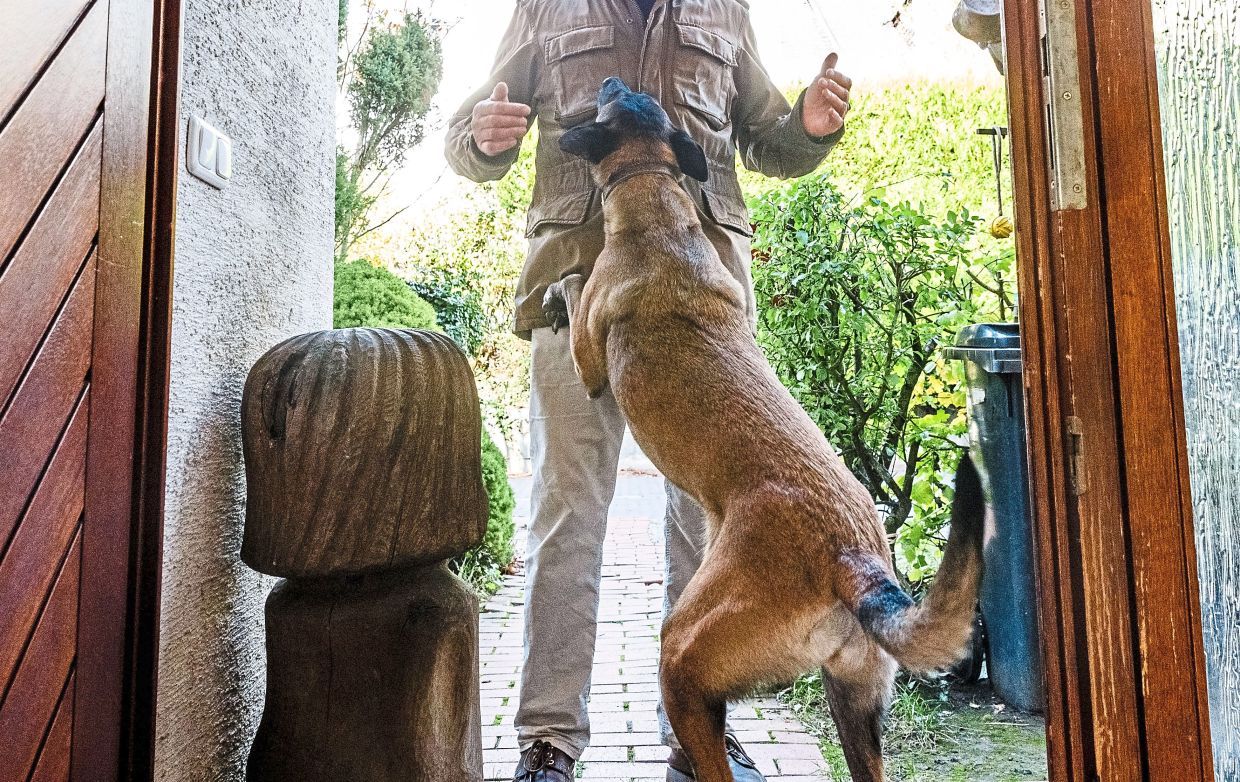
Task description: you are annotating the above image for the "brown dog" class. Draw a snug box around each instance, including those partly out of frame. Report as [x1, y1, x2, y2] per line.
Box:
[545, 78, 985, 782]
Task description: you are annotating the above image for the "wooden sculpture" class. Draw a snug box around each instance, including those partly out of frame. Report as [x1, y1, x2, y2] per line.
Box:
[241, 328, 486, 782]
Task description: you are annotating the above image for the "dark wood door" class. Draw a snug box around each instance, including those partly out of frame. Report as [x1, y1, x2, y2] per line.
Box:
[1, 0, 176, 779]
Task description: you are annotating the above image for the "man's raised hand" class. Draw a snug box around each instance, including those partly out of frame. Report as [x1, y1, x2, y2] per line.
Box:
[802, 53, 853, 138]
[471, 82, 532, 157]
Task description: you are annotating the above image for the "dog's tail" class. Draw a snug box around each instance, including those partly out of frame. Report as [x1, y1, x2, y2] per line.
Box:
[838, 455, 986, 673]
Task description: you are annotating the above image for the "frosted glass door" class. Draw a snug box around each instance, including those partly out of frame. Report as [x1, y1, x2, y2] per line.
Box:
[1150, 0, 1240, 775]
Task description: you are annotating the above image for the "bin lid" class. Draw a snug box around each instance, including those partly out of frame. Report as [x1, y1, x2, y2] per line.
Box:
[943, 322, 1022, 373]
[954, 322, 1020, 349]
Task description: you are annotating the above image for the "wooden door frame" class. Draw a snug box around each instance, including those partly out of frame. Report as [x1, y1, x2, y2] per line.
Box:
[1006, 0, 1214, 779]
[71, 0, 180, 778]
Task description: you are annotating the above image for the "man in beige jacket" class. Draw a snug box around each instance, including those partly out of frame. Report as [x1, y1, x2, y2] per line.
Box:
[445, 2, 851, 780]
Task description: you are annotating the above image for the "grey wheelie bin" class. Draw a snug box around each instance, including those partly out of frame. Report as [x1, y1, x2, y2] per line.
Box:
[944, 323, 1045, 713]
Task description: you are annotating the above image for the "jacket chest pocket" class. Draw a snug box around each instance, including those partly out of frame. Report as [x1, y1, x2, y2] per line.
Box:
[672, 23, 737, 131]
[545, 25, 617, 124]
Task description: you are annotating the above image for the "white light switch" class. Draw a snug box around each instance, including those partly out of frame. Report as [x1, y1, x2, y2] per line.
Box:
[215, 138, 232, 179]
[187, 115, 232, 189]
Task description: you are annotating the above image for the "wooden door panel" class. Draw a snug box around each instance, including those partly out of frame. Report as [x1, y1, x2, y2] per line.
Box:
[0, 401, 87, 687]
[0, 258, 94, 539]
[0, 0, 106, 261]
[1, 0, 175, 775]
[0, 0, 95, 121]
[0, 2, 111, 776]
[0, 533, 81, 782]
[1087, 0, 1214, 775]
[29, 678, 75, 782]
[0, 125, 102, 403]
[1004, 0, 1219, 776]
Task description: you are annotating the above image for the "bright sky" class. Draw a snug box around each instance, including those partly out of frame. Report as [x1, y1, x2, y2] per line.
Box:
[343, 0, 1002, 227]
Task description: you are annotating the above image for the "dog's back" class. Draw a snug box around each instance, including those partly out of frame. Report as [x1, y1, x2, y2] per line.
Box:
[595, 182, 883, 555]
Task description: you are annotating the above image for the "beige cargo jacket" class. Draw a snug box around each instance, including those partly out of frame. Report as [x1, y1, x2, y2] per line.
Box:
[445, 0, 843, 336]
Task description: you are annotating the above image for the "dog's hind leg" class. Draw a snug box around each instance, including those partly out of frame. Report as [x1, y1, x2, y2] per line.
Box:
[662, 559, 814, 782]
[821, 641, 896, 782]
[662, 683, 730, 782]
[661, 606, 737, 782]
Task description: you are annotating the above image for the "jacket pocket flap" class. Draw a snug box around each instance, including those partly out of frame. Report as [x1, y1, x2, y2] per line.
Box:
[676, 23, 738, 67]
[677, 90, 728, 130]
[545, 25, 615, 63]
[526, 189, 595, 237]
[700, 180, 753, 236]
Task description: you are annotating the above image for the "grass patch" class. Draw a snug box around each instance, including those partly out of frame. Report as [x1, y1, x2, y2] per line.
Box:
[780, 672, 1047, 782]
[454, 548, 507, 597]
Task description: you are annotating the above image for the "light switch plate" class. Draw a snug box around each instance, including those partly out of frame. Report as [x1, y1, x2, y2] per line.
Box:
[187, 115, 232, 189]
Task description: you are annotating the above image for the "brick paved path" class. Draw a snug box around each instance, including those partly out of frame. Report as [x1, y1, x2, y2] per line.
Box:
[479, 469, 831, 781]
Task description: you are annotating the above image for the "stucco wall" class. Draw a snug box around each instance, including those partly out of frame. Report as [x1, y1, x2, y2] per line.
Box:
[155, 0, 336, 778]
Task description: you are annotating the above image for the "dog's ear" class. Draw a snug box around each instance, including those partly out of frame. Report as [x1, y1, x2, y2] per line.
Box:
[669, 129, 708, 182]
[560, 122, 619, 163]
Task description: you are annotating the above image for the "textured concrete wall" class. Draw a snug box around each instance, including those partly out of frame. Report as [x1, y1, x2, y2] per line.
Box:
[155, 0, 336, 778]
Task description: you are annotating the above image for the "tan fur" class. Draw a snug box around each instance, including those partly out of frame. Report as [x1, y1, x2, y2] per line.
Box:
[546, 137, 982, 782]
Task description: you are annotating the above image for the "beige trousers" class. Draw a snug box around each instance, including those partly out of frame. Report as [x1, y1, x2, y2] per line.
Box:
[516, 326, 723, 759]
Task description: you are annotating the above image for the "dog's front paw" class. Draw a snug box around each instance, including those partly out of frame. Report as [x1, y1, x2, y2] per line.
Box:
[543, 283, 570, 334]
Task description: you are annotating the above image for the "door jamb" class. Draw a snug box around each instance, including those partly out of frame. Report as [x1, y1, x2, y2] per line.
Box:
[1005, 0, 1214, 778]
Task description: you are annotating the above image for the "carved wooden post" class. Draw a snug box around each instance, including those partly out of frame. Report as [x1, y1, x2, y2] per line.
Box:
[240, 328, 487, 782]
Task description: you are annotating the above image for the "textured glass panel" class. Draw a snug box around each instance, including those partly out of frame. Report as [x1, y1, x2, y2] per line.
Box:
[1150, 0, 1240, 775]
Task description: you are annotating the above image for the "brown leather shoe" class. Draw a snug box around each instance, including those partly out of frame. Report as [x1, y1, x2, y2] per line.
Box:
[513, 740, 575, 782]
[666, 734, 766, 782]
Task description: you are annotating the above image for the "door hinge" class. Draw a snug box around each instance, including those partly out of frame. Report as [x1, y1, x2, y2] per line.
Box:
[1066, 416, 1088, 495]
[1038, 0, 1088, 210]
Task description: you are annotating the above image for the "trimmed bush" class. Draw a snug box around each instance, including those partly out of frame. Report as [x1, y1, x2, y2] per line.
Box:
[331, 257, 515, 595]
[409, 267, 487, 357]
[479, 432, 515, 566]
[455, 431, 516, 595]
[333, 259, 439, 330]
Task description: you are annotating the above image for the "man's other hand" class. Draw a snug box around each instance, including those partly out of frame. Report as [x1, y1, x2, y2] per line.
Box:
[471, 82, 532, 157]
[802, 53, 852, 138]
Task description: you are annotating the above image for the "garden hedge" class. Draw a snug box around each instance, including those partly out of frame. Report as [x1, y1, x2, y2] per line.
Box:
[333, 259, 440, 330]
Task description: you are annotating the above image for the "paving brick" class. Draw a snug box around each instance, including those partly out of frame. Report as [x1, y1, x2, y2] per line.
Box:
[590, 732, 663, 747]
[775, 757, 829, 776]
[579, 761, 668, 778]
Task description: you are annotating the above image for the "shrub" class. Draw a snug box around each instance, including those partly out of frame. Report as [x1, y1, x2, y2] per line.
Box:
[752, 176, 1006, 585]
[332, 259, 439, 330]
[742, 82, 1011, 217]
[480, 431, 516, 565]
[331, 257, 516, 595]
[456, 431, 517, 595]
[408, 267, 487, 357]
